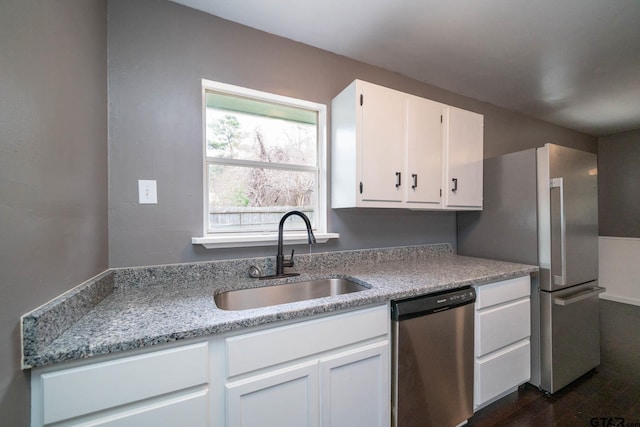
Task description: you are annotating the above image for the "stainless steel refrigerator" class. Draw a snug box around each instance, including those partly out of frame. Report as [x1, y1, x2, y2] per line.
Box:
[457, 143, 604, 393]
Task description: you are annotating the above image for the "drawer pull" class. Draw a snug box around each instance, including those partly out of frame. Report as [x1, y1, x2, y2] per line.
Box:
[553, 286, 605, 306]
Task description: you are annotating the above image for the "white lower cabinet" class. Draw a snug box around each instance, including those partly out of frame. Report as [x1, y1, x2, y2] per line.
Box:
[31, 304, 389, 427]
[76, 390, 209, 427]
[319, 342, 389, 427]
[226, 361, 320, 427]
[31, 342, 210, 426]
[473, 276, 531, 410]
[224, 341, 389, 427]
[221, 304, 390, 427]
[475, 340, 530, 408]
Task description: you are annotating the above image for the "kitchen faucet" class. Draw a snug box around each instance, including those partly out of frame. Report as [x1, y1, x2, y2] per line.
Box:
[273, 210, 316, 277]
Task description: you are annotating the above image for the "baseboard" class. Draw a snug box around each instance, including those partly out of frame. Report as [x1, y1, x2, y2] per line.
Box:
[599, 293, 640, 307]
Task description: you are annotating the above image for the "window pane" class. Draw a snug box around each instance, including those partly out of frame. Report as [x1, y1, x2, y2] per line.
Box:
[208, 164, 317, 233]
[206, 92, 317, 166]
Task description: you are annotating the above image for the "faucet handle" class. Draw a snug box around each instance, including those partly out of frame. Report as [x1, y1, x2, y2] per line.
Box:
[283, 249, 295, 268]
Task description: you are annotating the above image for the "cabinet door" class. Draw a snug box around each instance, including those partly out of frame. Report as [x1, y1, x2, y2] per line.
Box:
[406, 96, 444, 206]
[226, 361, 319, 427]
[319, 341, 390, 427]
[444, 107, 483, 209]
[359, 82, 405, 203]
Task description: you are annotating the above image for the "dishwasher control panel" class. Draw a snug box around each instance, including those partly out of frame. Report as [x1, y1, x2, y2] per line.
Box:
[391, 287, 476, 320]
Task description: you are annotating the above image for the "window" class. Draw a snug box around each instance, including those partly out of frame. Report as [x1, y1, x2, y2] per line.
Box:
[193, 80, 336, 248]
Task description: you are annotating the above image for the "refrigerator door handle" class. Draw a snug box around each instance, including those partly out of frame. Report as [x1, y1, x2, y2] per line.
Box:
[553, 286, 605, 306]
[550, 177, 566, 286]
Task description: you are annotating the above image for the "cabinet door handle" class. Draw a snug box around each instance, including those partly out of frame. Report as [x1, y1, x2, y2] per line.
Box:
[411, 174, 418, 189]
[396, 172, 401, 188]
[452, 178, 458, 192]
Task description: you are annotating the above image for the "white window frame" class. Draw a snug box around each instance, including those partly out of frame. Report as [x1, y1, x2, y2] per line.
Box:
[192, 79, 338, 249]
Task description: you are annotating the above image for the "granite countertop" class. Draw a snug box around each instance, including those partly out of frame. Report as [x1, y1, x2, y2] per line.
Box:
[22, 244, 537, 369]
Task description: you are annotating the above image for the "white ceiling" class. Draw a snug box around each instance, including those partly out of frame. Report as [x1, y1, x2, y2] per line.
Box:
[173, 0, 640, 137]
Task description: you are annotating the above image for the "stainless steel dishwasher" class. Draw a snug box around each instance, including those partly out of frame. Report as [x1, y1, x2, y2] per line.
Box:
[391, 287, 476, 427]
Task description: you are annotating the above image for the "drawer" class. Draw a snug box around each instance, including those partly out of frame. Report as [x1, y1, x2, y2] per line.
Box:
[226, 305, 388, 377]
[86, 389, 208, 427]
[476, 298, 530, 357]
[476, 275, 530, 309]
[475, 339, 530, 408]
[40, 342, 208, 424]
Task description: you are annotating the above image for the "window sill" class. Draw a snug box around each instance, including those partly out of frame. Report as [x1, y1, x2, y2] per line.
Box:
[192, 232, 339, 249]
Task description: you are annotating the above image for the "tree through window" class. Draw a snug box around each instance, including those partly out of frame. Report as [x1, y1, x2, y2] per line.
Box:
[203, 82, 325, 235]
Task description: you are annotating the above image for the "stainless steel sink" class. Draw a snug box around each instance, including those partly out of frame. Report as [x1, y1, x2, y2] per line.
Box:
[214, 278, 368, 311]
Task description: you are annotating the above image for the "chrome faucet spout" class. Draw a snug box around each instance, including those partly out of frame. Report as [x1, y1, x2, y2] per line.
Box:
[276, 210, 316, 276]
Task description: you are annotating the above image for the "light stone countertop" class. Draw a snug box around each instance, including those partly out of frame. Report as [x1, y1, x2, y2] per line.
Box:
[22, 244, 537, 369]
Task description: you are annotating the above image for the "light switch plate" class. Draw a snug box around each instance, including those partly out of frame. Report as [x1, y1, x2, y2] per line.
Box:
[138, 180, 157, 204]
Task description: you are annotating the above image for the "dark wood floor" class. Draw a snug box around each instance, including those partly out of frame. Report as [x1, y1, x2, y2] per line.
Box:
[468, 299, 640, 427]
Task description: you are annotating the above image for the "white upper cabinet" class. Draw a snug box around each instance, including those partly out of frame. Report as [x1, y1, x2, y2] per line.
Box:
[331, 80, 483, 210]
[360, 82, 406, 203]
[443, 106, 484, 209]
[406, 95, 444, 207]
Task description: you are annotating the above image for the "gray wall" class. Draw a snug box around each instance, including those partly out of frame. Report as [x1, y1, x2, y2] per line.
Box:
[0, 0, 108, 424]
[108, 0, 596, 267]
[598, 129, 640, 237]
[0, 0, 600, 422]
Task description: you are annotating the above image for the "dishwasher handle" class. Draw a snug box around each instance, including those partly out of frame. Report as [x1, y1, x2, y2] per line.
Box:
[553, 286, 605, 306]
